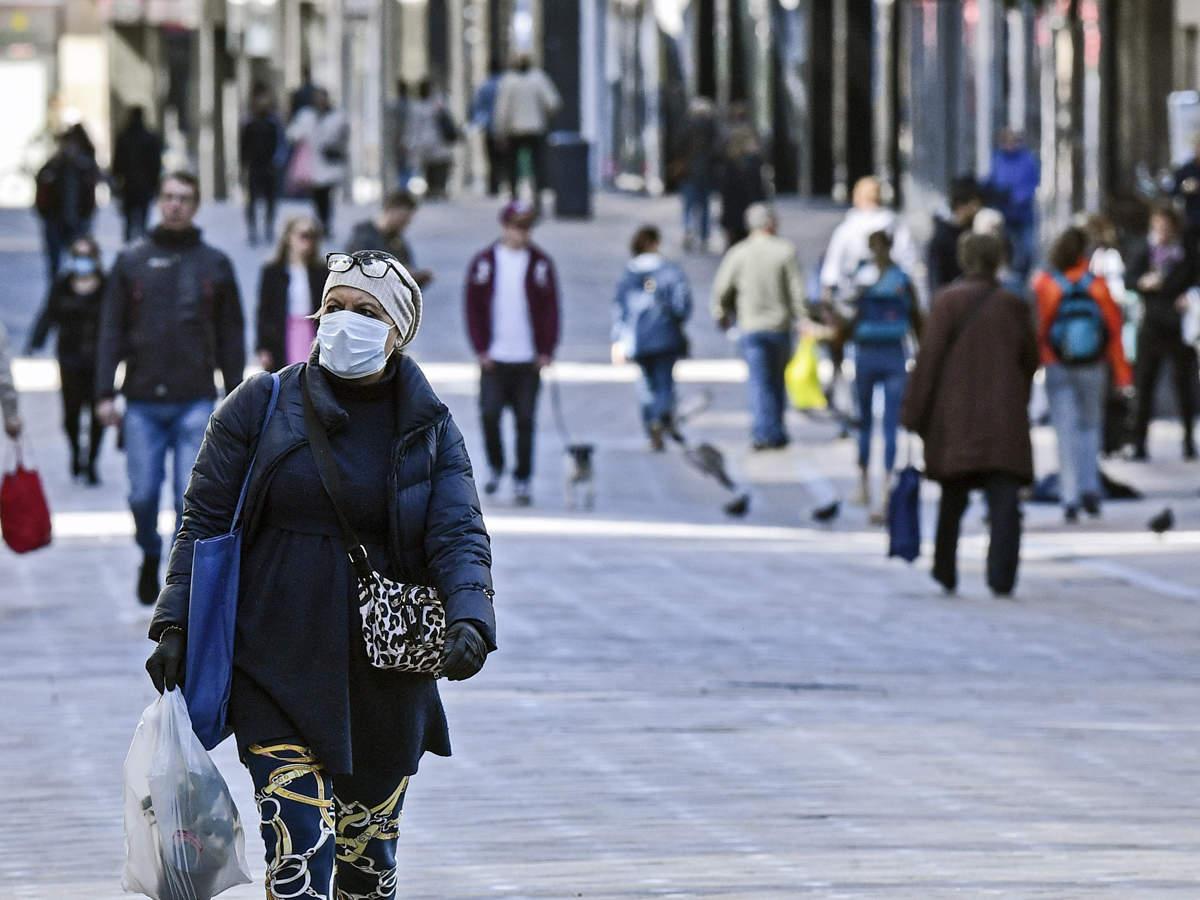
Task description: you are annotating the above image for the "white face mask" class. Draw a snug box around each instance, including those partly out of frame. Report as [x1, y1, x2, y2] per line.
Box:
[316, 310, 395, 379]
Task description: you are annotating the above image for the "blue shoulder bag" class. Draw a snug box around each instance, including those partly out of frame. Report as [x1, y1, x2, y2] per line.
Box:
[184, 373, 280, 749]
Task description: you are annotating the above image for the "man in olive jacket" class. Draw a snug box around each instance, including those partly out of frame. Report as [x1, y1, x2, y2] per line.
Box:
[96, 171, 245, 605]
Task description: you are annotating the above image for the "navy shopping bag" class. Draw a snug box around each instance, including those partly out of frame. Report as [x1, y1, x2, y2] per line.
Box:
[184, 374, 280, 749]
[887, 465, 922, 563]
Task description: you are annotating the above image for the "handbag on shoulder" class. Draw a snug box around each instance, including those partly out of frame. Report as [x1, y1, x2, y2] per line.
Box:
[302, 370, 447, 675]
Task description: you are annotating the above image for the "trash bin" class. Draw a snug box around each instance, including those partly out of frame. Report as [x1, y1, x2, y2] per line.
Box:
[547, 131, 592, 219]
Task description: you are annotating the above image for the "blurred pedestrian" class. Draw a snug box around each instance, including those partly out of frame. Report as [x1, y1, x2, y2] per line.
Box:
[928, 176, 982, 294]
[287, 87, 349, 236]
[95, 171, 246, 605]
[34, 127, 100, 280]
[288, 65, 317, 120]
[1125, 205, 1199, 460]
[255, 215, 325, 372]
[403, 81, 457, 200]
[0, 322, 21, 439]
[493, 54, 561, 204]
[985, 128, 1040, 281]
[971, 207, 1026, 299]
[851, 230, 922, 521]
[612, 225, 692, 450]
[1171, 134, 1200, 249]
[27, 235, 107, 484]
[712, 203, 805, 450]
[718, 121, 767, 248]
[676, 96, 722, 253]
[111, 107, 163, 243]
[1086, 214, 1128, 306]
[471, 63, 505, 196]
[144, 250, 495, 900]
[346, 190, 433, 288]
[240, 90, 284, 246]
[465, 201, 560, 505]
[388, 81, 413, 190]
[902, 233, 1037, 598]
[1032, 227, 1132, 522]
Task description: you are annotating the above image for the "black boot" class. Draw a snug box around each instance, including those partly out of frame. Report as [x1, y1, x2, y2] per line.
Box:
[138, 555, 161, 606]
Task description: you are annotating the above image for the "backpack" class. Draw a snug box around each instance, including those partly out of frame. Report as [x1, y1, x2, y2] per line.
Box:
[1049, 272, 1106, 365]
[853, 267, 911, 344]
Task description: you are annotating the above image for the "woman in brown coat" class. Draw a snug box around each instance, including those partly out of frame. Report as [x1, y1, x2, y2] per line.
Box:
[902, 232, 1038, 596]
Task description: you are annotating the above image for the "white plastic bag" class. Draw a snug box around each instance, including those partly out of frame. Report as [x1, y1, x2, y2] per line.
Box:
[123, 689, 251, 900]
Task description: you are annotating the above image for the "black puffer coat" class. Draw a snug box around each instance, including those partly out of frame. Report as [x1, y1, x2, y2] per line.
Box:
[151, 354, 496, 772]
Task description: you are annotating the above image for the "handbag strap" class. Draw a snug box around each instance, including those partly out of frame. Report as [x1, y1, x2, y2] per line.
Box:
[229, 373, 280, 531]
[301, 369, 374, 581]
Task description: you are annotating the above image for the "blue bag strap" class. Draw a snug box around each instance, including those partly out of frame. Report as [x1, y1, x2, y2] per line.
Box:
[229, 373, 281, 531]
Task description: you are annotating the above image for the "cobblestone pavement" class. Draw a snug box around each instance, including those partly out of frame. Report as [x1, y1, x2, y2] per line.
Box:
[2, 194, 1200, 898]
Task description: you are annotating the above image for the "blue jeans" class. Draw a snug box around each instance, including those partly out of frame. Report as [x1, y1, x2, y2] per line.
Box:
[681, 178, 711, 242]
[740, 331, 792, 446]
[124, 399, 214, 557]
[1007, 219, 1037, 281]
[636, 353, 678, 432]
[854, 344, 908, 471]
[1045, 363, 1105, 508]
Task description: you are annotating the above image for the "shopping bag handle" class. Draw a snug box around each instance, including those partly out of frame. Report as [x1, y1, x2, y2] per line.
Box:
[3, 434, 33, 473]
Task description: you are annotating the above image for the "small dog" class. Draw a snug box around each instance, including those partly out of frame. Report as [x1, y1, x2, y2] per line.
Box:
[564, 443, 595, 510]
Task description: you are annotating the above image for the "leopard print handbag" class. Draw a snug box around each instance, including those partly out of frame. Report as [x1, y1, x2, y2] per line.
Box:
[357, 571, 447, 674]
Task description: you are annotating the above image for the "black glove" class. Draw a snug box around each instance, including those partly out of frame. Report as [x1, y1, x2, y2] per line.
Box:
[146, 629, 186, 694]
[441, 621, 488, 681]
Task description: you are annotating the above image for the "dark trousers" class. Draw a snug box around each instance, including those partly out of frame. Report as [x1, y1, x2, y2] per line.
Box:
[59, 363, 102, 473]
[480, 362, 540, 481]
[506, 133, 547, 199]
[245, 168, 278, 241]
[1134, 325, 1198, 452]
[933, 472, 1023, 595]
[312, 185, 335, 236]
[485, 132, 504, 196]
[245, 742, 410, 900]
[122, 198, 151, 243]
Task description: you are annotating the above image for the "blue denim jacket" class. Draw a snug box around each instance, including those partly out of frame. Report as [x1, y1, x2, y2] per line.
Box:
[612, 255, 692, 360]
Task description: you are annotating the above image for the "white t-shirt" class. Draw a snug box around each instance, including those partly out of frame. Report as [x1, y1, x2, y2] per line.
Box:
[489, 245, 535, 362]
[287, 264, 311, 318]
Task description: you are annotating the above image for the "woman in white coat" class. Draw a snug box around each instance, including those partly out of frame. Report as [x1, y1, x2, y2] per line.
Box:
[288, 87, 349, 235]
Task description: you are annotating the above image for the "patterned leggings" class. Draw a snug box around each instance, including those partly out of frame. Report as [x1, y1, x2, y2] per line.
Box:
[245, 743, 410, 900]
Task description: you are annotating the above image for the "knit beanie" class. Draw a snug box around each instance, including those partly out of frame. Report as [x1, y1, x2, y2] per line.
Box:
[321, 256, 423, 349]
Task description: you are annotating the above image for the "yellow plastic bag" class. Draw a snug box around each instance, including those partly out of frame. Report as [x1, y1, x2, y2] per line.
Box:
[785, 335, 827, 410]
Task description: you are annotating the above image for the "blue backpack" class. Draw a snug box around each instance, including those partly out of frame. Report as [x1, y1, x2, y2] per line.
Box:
[1049, 272, 1107, 365]
[854, 266, 911, 344]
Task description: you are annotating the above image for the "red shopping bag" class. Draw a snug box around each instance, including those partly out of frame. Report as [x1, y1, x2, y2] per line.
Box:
[1, 443, 51, 553]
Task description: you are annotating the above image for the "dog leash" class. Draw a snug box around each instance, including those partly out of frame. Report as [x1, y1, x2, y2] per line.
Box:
[544, 366, 575, 448]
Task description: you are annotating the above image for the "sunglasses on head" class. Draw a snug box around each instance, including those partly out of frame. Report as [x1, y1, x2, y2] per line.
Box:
[326, 251, 403, 279]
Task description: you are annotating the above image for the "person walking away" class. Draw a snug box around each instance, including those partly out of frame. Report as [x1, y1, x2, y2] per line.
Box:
[27, 236, 107, 483]
[288, 66, 317, 121]
[95, 171, 246, 605]
[1087, 214, 1128, 306]
[902, 233, 1037, 597]
[144, 250, 495, 900]
[111, 107, 163, 243]
[0, 322, 21, 439]
[287, 88, 349, 237]
[928, 176, 982, 294]
[1125, 205, 1199, 460]
[465, 201, 560, 505]
[346, 190, 434, 288]
[424, 83, 460, 199]
[402, 81, 456, 199]
[1171, 135, 1200, 252]
[388, 80, 413, 190]
[985, 129, 1040, 281]
[240, 90, 284, 246]
[971, 207, 1027, 299]
[718, 121, 766, 248]
[34, 128, 100, 281]
[851, 230, 922, 520]
[256, 216, 325, 371]
[493, 55, 561, 205]
[471, 63, 505, 196]
[1033, 227, 1132, 521]
[712, 203, 805, 450]
[676, 97, 722, 253]
[612, 225, 693, 450]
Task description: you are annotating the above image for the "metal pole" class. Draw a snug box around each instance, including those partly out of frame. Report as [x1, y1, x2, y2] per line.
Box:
[831, 0, 847, 202]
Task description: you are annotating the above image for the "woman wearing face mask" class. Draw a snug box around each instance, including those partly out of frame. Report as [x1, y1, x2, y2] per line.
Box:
[27, 235, 107, 484]
[143, 250, 495, 899]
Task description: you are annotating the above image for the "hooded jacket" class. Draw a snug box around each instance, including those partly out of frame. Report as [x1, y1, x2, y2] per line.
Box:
[612, 254, 692, 360]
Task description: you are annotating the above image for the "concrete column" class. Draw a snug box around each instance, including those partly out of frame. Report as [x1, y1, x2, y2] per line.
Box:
[714, 0, 730, 108]
[873, 0, 895, 196]
[1110, 0, 1175, 195]
[831, 0, 848, 202]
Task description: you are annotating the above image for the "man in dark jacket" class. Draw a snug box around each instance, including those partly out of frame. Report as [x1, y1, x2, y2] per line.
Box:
[1171, 136, 1200, 249]
[902, 232, 1037, 598]
[345, 190, 433, 287]
[927, 176, 982, 294]
[676, 96, 722, 253]
[34, 128, 100, 279]
[239, 90, 283, 245]
[96, 171, 246, 605]
[112, 106, 163, 243]
[464, 201, 560, 505]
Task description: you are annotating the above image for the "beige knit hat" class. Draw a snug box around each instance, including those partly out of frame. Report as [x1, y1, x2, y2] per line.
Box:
[321, 254, 423, 349]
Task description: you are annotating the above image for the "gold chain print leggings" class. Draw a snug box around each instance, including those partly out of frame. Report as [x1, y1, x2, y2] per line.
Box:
[246, 743, 410, 900]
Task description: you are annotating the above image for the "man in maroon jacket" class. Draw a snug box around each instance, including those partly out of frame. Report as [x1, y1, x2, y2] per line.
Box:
[465, 201, 561, 505]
